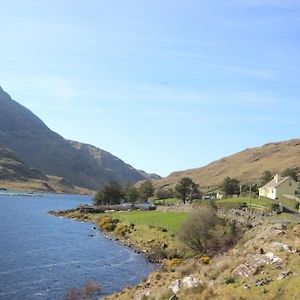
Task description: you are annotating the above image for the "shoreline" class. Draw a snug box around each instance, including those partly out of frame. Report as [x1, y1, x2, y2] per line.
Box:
[50, 206, 300, 300]
[49, 208, 163, 264]
[0, 180, 94, 196]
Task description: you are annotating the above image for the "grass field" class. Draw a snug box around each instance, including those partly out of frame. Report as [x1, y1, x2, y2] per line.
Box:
[108, 210, 188, 233]
[153, 198, 178, 206]
[215, 196, 273, 210]
[278, 196, 299, 213]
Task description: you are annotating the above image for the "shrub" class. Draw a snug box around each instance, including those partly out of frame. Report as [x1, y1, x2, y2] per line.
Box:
[97, 216, 119, 232]
[177, 205, 218, 254]
[155, 188, 174, 200]
[147, 247, 168, 261]
[269, 203, 280, 211]
[223, 276, 235, 284]
[165, 258, 183, 267]
[114, 223, 130, 236]
[199, 256, 210, 264]
[178, 205, 241, 255]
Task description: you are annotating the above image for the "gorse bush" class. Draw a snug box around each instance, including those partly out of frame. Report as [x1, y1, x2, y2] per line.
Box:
[97, 216, 119, 232]
[114, 223, 130, 236]
[199, 256, 211, 265]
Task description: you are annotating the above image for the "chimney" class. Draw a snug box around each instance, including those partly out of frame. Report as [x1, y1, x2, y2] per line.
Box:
[274, 174, 279, 183]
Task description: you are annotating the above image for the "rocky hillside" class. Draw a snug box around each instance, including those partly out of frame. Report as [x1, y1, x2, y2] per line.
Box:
[0, 144, 46, 181]
[0, 86, 160, 190]
[105, 215, 300, 300]
[0, 144, 89, 194]
[154, 139, 300, 190]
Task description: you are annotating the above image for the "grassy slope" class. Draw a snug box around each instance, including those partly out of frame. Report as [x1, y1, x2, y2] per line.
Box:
[105, 221, 300, 300]
[152, 139, 300, 190]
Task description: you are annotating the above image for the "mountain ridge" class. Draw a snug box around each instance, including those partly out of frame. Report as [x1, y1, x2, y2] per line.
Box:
[0, 144, 90, 194]
[0, 86, 160, 190]
[153, 138, 300, 191]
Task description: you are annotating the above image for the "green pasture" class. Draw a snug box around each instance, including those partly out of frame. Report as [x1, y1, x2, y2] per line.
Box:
[215, 196, 273, 210]
[153, 198, 178, 205]
[108, 210, 188, 233]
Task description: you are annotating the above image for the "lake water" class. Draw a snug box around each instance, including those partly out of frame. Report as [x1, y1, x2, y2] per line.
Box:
[0, 193, 156, 299]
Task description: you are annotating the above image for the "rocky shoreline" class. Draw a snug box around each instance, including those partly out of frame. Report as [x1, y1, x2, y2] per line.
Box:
[50, 206, 300, 300]
[49, 207, 165, 264]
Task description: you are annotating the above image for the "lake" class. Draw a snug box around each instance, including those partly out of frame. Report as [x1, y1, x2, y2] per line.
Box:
[0, 193, 156, 299]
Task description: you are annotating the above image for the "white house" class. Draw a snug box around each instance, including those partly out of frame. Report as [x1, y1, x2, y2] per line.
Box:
[258, 174, 299, 200]
[204, 188, 224, 200]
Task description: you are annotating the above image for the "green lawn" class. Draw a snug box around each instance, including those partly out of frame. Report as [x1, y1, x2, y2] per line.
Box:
[216, 196, 273, 210]
[278, 196, 299, 213]
[108, 210, 188, 233]
[153, 198, 178, 206]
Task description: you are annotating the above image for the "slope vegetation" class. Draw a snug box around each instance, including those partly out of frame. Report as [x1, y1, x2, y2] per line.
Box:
[154, 139, 300, 190]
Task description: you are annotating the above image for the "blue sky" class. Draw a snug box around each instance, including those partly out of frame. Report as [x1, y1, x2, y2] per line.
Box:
[0, 0, 300, 176]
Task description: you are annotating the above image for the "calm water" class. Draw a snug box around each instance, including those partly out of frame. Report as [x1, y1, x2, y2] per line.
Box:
[0, 194, 156, 299]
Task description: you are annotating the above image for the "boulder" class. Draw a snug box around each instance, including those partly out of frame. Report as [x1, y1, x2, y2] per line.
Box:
[232, 264, 255, 278]
[182, 275, 202, 289]
[169, 275, 202, 294]
[233, 252, 283, 278]
[169, 279, 181, 295]
[272, 242, 292, 252]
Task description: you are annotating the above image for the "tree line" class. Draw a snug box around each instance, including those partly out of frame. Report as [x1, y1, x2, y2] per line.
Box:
[94, 180, 154, 206]
[94, 167, 299, 205]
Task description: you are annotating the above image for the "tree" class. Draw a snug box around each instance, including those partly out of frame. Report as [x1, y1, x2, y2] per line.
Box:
[240, 183, 258, 195]
[281, 168, 299, 182]
[94, 181, 123, 205]
[221, 177, 239, 197]
[260, 170, 273, 186]
[155, 188, 174, 200]
[124, 185, 139, 205]
[175, 177, 200, 204]
[139, 180, 154, 201]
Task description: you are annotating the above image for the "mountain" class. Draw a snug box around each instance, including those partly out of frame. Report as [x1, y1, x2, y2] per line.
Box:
[0, 86, 160, 190]
[153, 139, 300, 191]
[0, 144, 46, 181]
[0, 144, 89, 193]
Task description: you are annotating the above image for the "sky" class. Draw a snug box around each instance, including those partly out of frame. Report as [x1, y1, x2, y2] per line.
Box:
[0, 0, 300, 177]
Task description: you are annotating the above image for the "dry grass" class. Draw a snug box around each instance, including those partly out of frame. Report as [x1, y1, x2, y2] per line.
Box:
[105, 222, 300, 300]
[153, 139, 300, 190]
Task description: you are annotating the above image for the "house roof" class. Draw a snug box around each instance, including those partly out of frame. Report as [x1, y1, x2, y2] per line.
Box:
[261, 176, 292, 189]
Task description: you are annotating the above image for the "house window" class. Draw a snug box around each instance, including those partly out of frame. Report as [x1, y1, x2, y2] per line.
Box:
[289, 181, 292, 186]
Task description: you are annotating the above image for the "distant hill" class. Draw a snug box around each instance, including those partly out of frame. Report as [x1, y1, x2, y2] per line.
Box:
[0, 86, 160, 190]
[0, 144, 89, 194]
[153, 139, 300, 191]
